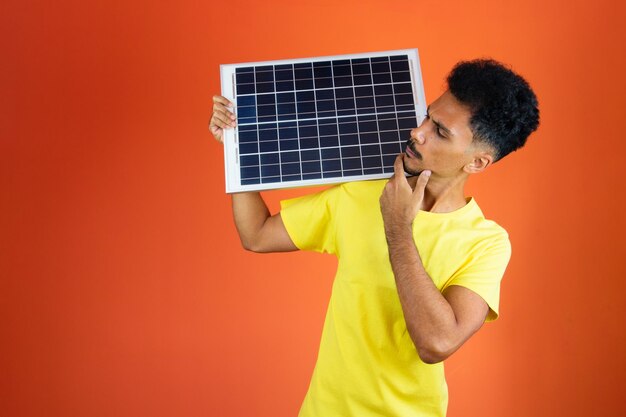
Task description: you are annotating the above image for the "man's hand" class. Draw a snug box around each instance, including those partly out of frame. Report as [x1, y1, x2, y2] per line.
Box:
[380, 154, 431, 236]
[209, 95, 236, 143]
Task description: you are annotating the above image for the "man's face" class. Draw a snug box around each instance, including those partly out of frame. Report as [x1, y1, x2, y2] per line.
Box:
[403, 90, 484, 178]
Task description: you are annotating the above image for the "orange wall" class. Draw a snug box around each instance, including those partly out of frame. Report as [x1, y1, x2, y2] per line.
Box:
[2, 1, 625, 416]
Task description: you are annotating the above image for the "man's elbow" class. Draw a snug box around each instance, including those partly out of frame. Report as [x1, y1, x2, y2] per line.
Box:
[416, 346, 451, 364]
[413, 336, 456, 364]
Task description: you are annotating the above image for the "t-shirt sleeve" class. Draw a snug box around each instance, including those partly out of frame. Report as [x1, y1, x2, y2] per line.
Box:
[279, 186, 340, 254]
[443, 231, 511, 322]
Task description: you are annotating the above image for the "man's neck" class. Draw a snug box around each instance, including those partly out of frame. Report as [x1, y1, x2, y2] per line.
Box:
[408, 174, 468, 213]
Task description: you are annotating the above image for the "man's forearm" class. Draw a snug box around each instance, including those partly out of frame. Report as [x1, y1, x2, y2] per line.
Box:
[386, 227, 461, 363]
[231, 192, 271, 250]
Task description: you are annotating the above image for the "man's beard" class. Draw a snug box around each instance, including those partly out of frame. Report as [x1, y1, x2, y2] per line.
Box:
[403, 139, 423, 176]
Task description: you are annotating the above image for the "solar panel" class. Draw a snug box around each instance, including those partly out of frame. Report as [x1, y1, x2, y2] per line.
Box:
[220, 49, 427, 193]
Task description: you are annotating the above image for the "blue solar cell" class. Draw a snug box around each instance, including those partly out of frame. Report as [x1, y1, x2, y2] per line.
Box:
[239, 142, 258, 154]
[354, 74, 372, 85]
[373, 73, 392, 84]
[236, 66, 254, 73]
[323, 171, 342, 178]
[281, 151, 300, 163]
[320, 136, 339, 147]
[314, 66, 332, 78]
[299, 125, 318, 138]
[378, 118, 398, 131]
[393, 82, 413, 94]
[237, 72, 255, 84]
[276, 81, 294, 91]
[352, 63, 371, 75]
[277, 92, 295, 104]
[332, 65, 351, 77]
[282, 174, 301, 182]
[362, 156, 382, 168]
[302, 161, 321, 173]
[398, 115, 417, 129]
[258, 105, 277, 117]
[281, 162, 301, 175]
[241, 178, 261, 185]
[382, 154, 398, 166]
[237, 95, 256, 106]
[342, 146, 360, 158]
[303, 172, 322, 180]
[237, 83, 255, 95]
[297, 102, 316, 115]
[339, 134, 359, 146]
[318, 123, 338, 136]
[371, 62, 390, 73]
[277, 103, 296, 115]
[261, 164, 280, 177]
[356, 97, 375, 109]
[258, 127, 278, 141]
[336, 99, 355, 111]
[338, 121, 358, 134]
[301, 149, 320, 161]
[238, 116, 257, 124]
[240, 154, 259, 166]
[259, 141, 278, 152]
[391, 60, 410, 71]
[256, 82, 274, 93]
[375, 84, 393, 95]
[261, 153, 279, 165]
[295, 67, 312, 78]
[343, 157, 362, 170]
[364, 167, 383, 175]
[275, 68, 294, 81]
[322, 159, 341, 172]
[300, 137, 319, 149]
[360, 132, 380, 144]
[279, 126, 298, 139]
[335, 87, 354, 99]
[262, 176, 281, 183]
[241, 166, 260, 179]
[280, 139, 299, 151]
[381, 142, 402, 155]
[255, 71, 274, 83]
[343, 169, 362, 177]
[395, 94, 415, 105]
[239, 130, 258, 143]
[321, 147, 340, 159]
[334, 76, 352, 87]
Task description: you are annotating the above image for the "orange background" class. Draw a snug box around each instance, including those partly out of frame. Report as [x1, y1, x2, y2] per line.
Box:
[2, 0, 625, 416]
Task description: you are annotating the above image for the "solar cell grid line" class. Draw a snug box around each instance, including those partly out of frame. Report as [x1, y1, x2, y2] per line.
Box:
[220, 49, 427, 193]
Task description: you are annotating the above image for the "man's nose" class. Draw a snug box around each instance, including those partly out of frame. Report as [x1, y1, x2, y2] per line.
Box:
[410, 127, 426, 145]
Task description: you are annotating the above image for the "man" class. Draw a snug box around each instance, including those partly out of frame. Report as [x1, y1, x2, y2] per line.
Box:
[209, 59, 539, 416]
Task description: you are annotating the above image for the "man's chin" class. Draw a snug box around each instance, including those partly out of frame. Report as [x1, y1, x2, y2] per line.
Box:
[402, 157, 422, 177]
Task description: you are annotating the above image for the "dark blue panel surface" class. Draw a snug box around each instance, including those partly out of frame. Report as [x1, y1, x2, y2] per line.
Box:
[232, 54, 419, 186]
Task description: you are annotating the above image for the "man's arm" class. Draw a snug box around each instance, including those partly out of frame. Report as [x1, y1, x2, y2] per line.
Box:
[210, 95, 298, 253]
[380, 156, 489, 364]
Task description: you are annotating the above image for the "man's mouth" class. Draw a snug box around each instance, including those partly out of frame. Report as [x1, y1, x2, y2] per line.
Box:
[405, 141, 422, 160]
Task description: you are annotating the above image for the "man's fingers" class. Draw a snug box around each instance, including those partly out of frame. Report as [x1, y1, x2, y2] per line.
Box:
[393, 154, 405, 178]
[412, 170, 431, 201]
[213, 95, 233, 108]
[213, 103, 236, 123]
[211, 111, 234, 128]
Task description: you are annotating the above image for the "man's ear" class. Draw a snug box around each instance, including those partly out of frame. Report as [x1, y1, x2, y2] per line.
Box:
[463, 151, 494, 174]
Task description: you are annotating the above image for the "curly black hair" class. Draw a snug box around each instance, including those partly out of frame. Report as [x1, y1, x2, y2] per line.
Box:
[447, 59, 540, 161]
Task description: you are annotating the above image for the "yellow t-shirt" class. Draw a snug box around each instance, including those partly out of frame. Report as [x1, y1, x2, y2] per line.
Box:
[280, 179, 511, 417]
